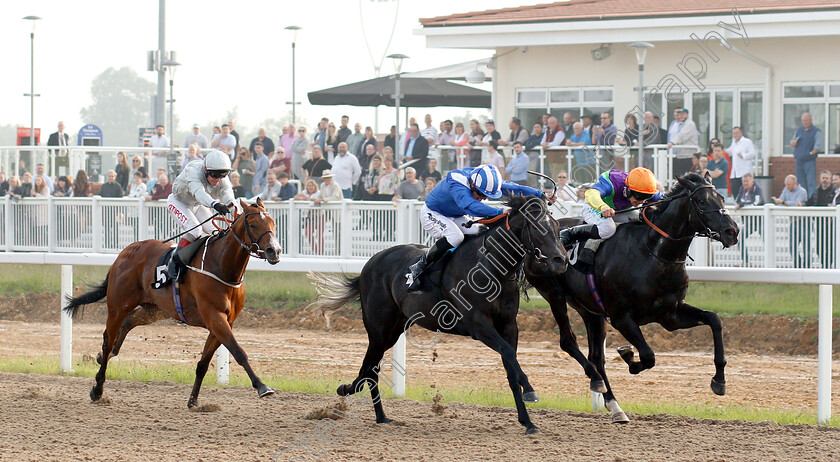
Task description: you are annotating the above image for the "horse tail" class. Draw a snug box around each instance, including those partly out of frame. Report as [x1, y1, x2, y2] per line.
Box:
[63, 271, 110, 320]
[306, 271, 361, 330]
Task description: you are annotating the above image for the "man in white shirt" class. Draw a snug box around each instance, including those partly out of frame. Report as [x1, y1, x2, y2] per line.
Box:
[211, 124, 237, 161]
[420, 114, 438, 146]
[149, 124, 170, 155]
[184, 124, 208, 149]
[556, 170, 577, 202]
[727, 126, 757, 198]
[667, 108, 699, 175]
[331, 142, 362, 199]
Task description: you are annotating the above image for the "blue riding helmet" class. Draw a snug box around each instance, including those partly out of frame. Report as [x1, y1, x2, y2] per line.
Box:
[470, 164, 503, 199]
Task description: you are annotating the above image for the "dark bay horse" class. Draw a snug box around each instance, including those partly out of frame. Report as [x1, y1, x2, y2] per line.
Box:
[525, 172, 739, 422]
[309, 195, 567, 434]
[64, 198, 281, 407]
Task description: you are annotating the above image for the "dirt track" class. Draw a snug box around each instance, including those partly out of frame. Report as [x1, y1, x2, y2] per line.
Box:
[2, 372, 839, 462]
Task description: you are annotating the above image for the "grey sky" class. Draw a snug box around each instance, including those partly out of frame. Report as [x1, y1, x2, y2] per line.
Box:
[2, 0, 515, 137]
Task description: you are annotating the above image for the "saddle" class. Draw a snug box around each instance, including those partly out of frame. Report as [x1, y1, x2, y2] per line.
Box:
[151, 235, 211, 289]
[405, 247, 454, 295]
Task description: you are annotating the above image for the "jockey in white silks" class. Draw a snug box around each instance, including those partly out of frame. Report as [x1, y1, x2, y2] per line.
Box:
[166, 150, 235, 278]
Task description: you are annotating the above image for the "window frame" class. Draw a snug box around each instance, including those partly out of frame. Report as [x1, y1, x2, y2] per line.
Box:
[781, 81, 840, 157]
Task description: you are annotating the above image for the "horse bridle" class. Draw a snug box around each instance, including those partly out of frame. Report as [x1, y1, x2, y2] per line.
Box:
[475, 202, 551, 262]
[642, 184, 728, 242]
[224, 211, 276, 259]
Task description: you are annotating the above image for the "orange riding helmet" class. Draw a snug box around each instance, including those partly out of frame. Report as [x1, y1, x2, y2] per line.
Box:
[626, 167, 658, 195]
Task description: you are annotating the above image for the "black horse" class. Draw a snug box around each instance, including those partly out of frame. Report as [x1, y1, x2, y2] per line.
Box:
[525, 172, 739, 423]
[309, 195, 567, 434]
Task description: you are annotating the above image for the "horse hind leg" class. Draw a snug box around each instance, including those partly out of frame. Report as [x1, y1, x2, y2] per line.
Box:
[90, 302, 133, 401]
[338, 309, 404, 424]
[98, 305, 165, 364]
[188, 333, 221, 408]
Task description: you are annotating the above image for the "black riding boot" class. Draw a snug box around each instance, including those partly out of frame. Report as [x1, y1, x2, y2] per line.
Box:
[559, 224, 602, 267]
[406, 239, 453, 291]
[167, 252, 185, 281]
[167, 240, 202, 283]
[558, 224, 601, 249]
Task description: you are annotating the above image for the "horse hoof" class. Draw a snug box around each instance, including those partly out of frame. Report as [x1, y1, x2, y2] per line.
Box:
[525, 426, 540, 435]
[617, 345, 634, 364]
[611, 411, 630, 424]
[590, 379, 607, 394]
[376, 417, 393, 424]
[523, 391, 540, 403]
[336, 384, 350, 396]
[188, 399, 197, 409]
[710, 378, 726, 396]
[89, 386, 102, 402]
[258, 385, 275, 398]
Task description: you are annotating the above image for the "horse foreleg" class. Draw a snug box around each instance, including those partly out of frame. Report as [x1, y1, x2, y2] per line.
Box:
[661, 302, 727, 396]
[611, 314, 656, 375]
[582, 312, 629, 423]
[498, 319, 539, 398]
[546, 294, 606, 393]
[473, 320, 539, 435]
[188, 332, 221, 408]
[203, 311, 274, 399]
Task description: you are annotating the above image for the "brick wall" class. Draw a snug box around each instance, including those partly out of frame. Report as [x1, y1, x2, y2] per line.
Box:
[767, 157, 840, 195]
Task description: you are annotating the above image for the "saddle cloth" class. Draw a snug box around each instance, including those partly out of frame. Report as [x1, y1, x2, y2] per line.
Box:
[151, 247, 177, 290]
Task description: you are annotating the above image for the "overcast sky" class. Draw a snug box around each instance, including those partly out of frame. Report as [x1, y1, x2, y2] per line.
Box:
[2, 0, 519, 138]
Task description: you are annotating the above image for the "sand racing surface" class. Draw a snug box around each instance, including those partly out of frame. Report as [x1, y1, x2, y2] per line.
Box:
[1, 319, 840, 461]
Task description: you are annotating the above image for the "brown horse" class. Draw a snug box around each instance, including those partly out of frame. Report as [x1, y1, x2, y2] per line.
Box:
[64, 197, 281, 407]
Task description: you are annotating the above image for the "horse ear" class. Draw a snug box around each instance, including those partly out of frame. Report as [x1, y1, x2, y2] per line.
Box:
[703, 170, 712, 184]
[675, 175, 692, 190]
[239, 198, 249, 210]
[255, 196, 264, 208]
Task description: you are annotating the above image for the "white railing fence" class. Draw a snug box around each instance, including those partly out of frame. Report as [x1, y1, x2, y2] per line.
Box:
[3, 196, 838, 269]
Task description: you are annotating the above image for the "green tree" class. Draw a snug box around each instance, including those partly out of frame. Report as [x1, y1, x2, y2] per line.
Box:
[80, 67, 156, 146]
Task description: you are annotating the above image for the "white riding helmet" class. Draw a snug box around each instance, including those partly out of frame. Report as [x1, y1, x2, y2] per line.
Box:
[204, 150, 232, 173]
[470, 164, 503, 199]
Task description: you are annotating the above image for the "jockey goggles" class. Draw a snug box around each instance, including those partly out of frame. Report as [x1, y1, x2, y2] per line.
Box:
[207, 170, 229, 179]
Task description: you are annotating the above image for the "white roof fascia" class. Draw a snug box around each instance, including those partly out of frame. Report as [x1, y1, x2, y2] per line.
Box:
[416, 11, 840, 49]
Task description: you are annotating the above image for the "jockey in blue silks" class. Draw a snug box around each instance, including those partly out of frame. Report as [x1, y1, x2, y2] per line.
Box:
[406, 164, 547, 291]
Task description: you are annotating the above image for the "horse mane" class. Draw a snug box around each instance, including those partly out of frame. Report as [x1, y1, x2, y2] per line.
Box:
[501, 193, 542, 214]
[645, 172, 704, 220]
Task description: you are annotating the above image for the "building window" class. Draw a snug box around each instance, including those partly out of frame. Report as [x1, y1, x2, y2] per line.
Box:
[647, 87, 763, 155]
[516, 87, 614, 128]
[782, 82, 840, 155]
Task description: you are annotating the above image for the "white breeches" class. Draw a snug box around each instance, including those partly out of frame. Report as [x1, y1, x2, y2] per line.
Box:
[581, 206, 634, 239]
[167, 195, 216, 240]
[420, 204, 481, 248]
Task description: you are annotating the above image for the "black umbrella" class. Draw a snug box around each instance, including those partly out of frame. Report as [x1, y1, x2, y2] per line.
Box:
[307, 75, 490, 108]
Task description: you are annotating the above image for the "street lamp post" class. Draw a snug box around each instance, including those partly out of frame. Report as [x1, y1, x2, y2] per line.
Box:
[628, 42, 654, 169]
[23, 16, 42, 174]
[285, 26, 301, 124]
[163, 56, 181, 182]
[387, 54, 408, 160]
